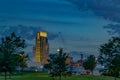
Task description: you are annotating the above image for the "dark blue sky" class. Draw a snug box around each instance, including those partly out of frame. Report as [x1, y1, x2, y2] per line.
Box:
[0, 0, 120, 57]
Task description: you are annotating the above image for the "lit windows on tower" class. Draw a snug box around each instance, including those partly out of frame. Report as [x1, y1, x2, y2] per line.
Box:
[35, 32, 49, 64]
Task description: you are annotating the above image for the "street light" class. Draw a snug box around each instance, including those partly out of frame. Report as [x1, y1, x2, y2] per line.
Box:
[57, 48, 60, 52]
[57, 48, 63, 54]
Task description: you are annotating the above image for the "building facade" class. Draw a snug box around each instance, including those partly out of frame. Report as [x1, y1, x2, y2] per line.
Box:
[35, 32, 49, 64]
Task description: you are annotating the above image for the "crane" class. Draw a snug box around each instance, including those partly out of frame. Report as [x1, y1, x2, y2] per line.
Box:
[57, 32, 68, 53]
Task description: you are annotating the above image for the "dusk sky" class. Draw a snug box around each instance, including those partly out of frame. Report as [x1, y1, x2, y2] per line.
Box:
[0, 0, 120, 59]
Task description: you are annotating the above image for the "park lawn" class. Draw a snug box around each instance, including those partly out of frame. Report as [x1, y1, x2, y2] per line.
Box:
[0, 72, 120, 80]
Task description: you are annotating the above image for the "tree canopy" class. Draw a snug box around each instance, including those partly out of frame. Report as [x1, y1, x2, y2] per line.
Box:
[0, 32, 27, 80]
[98, 37, 120, 78]
[83, 55, 96, 74]
[44, 48, 71, 80]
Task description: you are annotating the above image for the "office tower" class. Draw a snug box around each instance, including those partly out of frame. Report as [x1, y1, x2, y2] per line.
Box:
[35, 32, 49, 64]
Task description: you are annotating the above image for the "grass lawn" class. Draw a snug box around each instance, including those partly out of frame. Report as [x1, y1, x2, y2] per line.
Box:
[0, 72, 120, 80]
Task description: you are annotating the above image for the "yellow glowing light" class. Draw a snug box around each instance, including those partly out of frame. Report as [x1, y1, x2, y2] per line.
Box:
[40, 32, 47, 37]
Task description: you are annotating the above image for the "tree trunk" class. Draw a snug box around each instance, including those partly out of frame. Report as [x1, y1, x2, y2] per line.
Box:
[5, 71, 6, 80]
[114, 69, 119, 80]
[91, 70, 93, 75]
[59, 74, 61, 80]
[9, 72, 11, 79]
[114, 77, 117, 80]
[21, 67, 24, 75]
[114, 73, 117, 80]
[59, 76, 61, 80]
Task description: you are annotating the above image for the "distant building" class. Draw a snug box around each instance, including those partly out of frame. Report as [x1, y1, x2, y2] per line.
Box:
[66, 57, 73, 64]
[34, 32, 49, 64]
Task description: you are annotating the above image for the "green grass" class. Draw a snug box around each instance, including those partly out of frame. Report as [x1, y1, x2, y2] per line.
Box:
[0, 72, 120, 80]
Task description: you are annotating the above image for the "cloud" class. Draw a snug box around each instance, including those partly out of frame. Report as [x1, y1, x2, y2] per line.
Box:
[65, 0, 120, 36]
[40, 19, 78, 25]
[66, 0, 120, 23]
[0, 18, 6, 22]
[104, 24, 120, 36]
[0, 25, 59, 41]
[47, 32, 59, 40]
[0, 25, 43, 40]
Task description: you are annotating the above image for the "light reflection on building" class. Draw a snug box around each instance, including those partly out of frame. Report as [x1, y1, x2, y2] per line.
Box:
[34, 32, 49, 64]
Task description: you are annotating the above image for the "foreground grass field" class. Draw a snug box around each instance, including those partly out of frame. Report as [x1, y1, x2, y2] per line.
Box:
[0, 72, 120, 80]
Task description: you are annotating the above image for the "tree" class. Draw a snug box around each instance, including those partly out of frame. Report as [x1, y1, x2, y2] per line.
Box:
[98, 37, 120, 79]
[17, 52, 28, 74]
[0, 32, 26, 80]
[44, 48, 71, 80]
[83, 55, 96, 74]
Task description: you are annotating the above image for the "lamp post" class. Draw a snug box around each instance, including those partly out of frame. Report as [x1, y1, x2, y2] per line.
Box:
[57, 48, 63, 54]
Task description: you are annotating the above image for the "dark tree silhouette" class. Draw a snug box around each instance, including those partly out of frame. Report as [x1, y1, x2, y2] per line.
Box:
[98, 37, 120, 80]
[17, 51, 28, 75]
[0, 32, 26, 80]
[83, 55, 96, 74]
[44, 48, 71, 80]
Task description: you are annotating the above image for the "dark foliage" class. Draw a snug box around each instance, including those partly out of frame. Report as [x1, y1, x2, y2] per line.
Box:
[44, 48, 71, 80]
[0, 32, 26, 80]
[98, 37, 120, 79]
[83, 55, 96, 74]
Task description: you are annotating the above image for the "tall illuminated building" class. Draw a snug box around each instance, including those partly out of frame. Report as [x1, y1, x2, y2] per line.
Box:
[35, 32, 49, 64]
